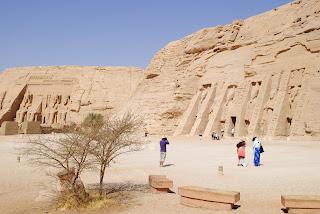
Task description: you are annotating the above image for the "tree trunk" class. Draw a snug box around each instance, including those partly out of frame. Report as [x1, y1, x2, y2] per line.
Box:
[57, 169, 88, 202]
[99, 165, 106, 197]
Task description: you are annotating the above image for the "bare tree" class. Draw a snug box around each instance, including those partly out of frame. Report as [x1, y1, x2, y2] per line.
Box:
[21, 112, 145, 203]
[90, 112, 144, 197]
[21, 124, 95, 201]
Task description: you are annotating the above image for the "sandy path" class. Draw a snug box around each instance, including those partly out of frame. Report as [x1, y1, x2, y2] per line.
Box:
[0, 135, 320, 214]
[0, 135, 52, 214]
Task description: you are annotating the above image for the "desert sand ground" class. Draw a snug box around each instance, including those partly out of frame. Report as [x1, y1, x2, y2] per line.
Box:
[0, 134, 320, 214]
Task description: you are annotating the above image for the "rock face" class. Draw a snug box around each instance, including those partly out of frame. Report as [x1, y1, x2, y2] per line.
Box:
[124, 0, 320, 139]
[0, 66, 143, 129]
[0, 0, 320, 140]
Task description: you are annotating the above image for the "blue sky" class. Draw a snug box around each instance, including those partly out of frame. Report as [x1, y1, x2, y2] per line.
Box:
[0, 0, 292, 71]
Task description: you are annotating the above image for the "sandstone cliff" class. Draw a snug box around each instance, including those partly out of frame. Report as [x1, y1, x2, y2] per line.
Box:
[0, 0, 319, 140]
[124, 0, 320, 139]
[0, 66, 143, 128]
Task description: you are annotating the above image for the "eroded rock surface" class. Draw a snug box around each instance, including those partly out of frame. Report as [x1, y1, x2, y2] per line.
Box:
[123, 0, 320, 139]
[0, 66, 143, 129]
[0, 0, 319, 140]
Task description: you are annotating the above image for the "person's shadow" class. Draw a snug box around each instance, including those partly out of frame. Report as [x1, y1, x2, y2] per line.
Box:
[163, 163, 175, 167]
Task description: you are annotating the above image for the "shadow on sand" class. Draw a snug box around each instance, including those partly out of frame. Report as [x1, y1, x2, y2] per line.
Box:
[232, 204, 241, 210]
[162, 163, 175, 167]
[88, 182, 150, 195]
[167, 189, 175, 193]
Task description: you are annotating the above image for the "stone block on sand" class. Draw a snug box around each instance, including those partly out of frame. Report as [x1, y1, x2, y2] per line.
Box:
[148, 175, 166, 184]
[180, 196, 233, 211]
[282, 195, 320, 213]
[148, 175, 173, 191]
[178, 186, 240, 204]
[288, 208, 320, 214]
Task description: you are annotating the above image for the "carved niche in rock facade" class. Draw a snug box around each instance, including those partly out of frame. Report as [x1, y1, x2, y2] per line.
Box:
[16, 91, 71, 126]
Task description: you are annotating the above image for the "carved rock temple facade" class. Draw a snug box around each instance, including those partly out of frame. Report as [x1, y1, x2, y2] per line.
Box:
[1, 0, 320, 139]
[0, 66, 143, 129]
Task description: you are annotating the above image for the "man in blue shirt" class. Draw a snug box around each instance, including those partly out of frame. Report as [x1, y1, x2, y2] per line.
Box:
[160, 137, 169, 167]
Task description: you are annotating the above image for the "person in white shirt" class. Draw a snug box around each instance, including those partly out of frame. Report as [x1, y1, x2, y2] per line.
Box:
[252, 137, 262, 166]
[231, 128, 235, 137]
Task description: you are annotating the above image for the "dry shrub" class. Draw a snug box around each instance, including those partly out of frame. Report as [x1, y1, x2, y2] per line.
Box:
[56, 182, 149, 211]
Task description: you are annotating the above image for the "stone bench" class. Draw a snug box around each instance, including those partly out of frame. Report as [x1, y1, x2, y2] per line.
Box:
[178, 186, 240, 211]
[148, 175, 173, 192]
[281, 195, 320, 214]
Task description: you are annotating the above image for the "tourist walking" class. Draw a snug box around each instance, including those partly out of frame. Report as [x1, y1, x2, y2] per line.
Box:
[252, 137, 263, 166]
[144, 128, 148, 137]
[220, 128, 224, 138]
[236, 140, 247, 167]
[231, 127, 235, 137]
[212, 131, 219, 140]
[160, 137, 170, 167]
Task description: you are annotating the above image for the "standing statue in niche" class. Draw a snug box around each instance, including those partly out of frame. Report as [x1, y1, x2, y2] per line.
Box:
[250, 82, 260, 103]
[245, 82, 261, 122]
[259, 107, 273, 136]
[259, 87, 276, 136]
[288, 86, 299, 110]
[226, 86, 236, 107]
[220, 86, 236, 124]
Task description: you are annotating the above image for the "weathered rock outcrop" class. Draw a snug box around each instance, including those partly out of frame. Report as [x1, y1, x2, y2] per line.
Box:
[0, 0, 319, 140]
[0, 66, 143, 129]
[123, 0, 320, 139]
